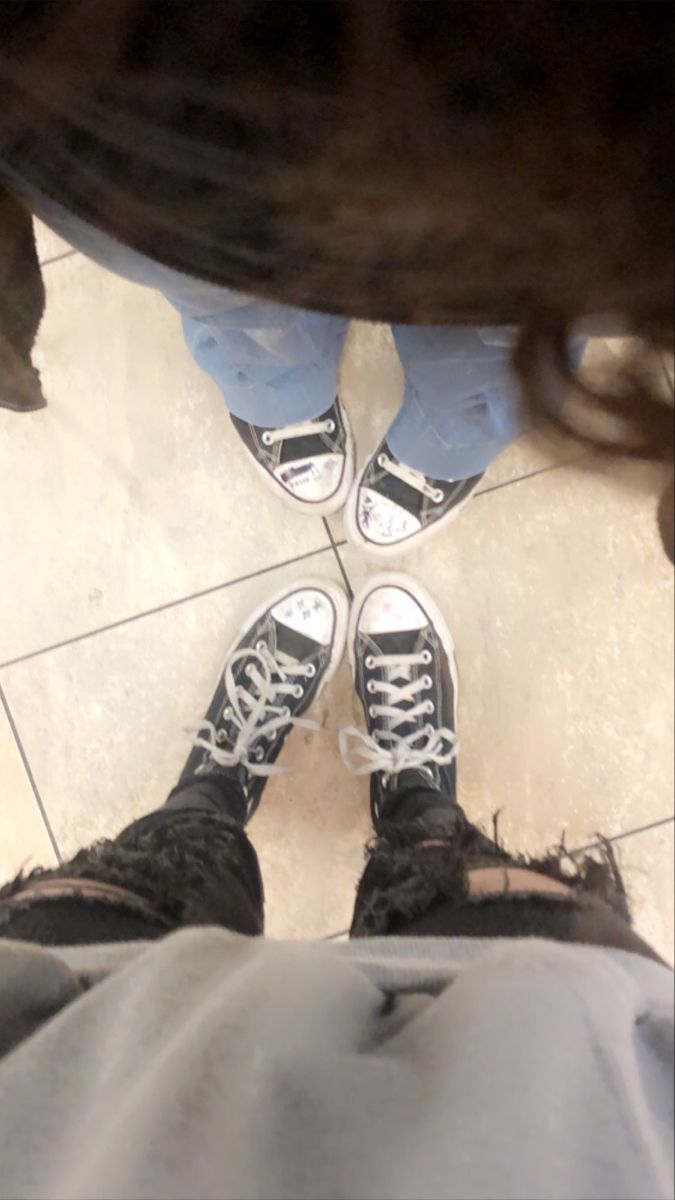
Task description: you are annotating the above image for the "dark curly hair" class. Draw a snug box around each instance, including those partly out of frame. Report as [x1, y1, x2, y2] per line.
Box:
[1, 1, 672, 468]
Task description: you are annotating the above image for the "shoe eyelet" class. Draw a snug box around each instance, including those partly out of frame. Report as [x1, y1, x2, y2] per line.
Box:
[432, 488, 444, 504]
[424, 723, 434, 736]
[425, 700, 435, 714]
[261, 431, 273, 446]
[245, 664, 254, 677]
[366, 679, 377, 694]
[365, 655, 375, 669]
[368, 704, 377, 718]
[222, 706, 232, 719]
[281, 705, 291, 718]
[255, 640, 266, 653]
[377, 454, 387, 468]
[254, 746, 265, 762]
[422, 674, 433, 690]
[421, 649, 432, 664]
[325, 419, 335, 434]
[305, 663, 316, 678]
[216, 730, 228, 744]
[293, 684, 304, 698]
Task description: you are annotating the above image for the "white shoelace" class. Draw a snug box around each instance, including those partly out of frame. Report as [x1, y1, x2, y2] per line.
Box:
[187, 644, 318, 777]
[339, 651, 458, 777]
[262, 417, 335, 446]
[377, 452, 444, 503]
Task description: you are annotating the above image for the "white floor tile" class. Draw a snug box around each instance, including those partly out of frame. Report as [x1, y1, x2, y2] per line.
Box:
[0, 701, 57, 884]
[0, 551, 371, 938]
[0, 254, 329, 662]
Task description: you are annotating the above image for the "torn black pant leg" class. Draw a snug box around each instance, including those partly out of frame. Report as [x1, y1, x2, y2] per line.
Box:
[0, 775, 264, 945]
[350, 787, 663, 963]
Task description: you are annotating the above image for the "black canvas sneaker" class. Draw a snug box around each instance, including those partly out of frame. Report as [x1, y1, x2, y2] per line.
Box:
[339, 574, 459, 828]
[345, 437, 483, 556]
[230, 396, 354, 515]
[179, 579, 348, 820]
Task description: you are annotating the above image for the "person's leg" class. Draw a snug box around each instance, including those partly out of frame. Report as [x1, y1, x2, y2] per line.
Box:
[0, 775, 264, 944]
[345, 325, 520, 554]
[10, 178, 353, 512]
[349, 786, 661, 960]
[346, 323, 587, 555]
[174, 292, 353, 513]
[0, 577, 348, 946]
[390, 325, 524, 480]
[340, 574, 663, 962]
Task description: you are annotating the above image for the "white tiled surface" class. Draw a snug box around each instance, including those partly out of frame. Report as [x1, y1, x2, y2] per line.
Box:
[1, 244, 673, 959]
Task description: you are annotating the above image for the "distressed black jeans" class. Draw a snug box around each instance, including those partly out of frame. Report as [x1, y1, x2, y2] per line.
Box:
[0, 774, 661, 962]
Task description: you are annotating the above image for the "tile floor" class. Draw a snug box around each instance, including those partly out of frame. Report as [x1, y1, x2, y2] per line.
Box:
[1, 223, 673, 958]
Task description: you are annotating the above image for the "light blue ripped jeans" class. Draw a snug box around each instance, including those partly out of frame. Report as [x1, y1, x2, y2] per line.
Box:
[27, 188, 530, 481]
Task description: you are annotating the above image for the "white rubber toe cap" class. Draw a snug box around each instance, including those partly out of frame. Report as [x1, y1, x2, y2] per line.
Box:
[358, 585, 428, 634]
[271, 587, 337, 645]
[357, 487, 421, 545]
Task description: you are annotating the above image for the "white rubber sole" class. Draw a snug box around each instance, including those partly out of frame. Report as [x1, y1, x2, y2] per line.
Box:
[343, 461, 482, 559]
[217, 576, 349, 703]
[238, 403, 356, 518]
[347, 572, 459, 722]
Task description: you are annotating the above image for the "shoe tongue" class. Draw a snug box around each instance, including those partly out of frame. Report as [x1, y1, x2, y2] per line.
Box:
[277, 404, 336, 463]
[371, 448, 429, 513]
[387, 767, 438, 795]
[279, 434, 328, 462]
[274, 622, 317, 663]
[371, 629, 420, 659]
[369, 630, 425, 739]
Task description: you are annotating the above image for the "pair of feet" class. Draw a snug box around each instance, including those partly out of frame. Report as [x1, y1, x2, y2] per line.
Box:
[230, 397, 484, 556]
[180, 576, 459, 828]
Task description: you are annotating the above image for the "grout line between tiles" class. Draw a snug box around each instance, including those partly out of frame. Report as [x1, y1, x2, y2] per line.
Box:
[39, 248, 78, 268]
[0, 681, 63, 865]
[322, 519, 354, 600]
[0, 543, 337, 670]
[475, 454, 587, 501]
[572, 814, 674, 857]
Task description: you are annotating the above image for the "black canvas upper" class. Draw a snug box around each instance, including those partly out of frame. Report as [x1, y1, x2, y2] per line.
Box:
[352, 596, 458, 827]
[230, 397, 347, 501]
[180, 594, 338, 819]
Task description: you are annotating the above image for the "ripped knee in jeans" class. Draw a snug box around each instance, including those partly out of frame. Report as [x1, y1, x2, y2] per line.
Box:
[351, 813, 631, 940]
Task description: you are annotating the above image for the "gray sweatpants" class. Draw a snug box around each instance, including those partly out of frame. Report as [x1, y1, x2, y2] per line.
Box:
[0, 930, 672, 1200]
